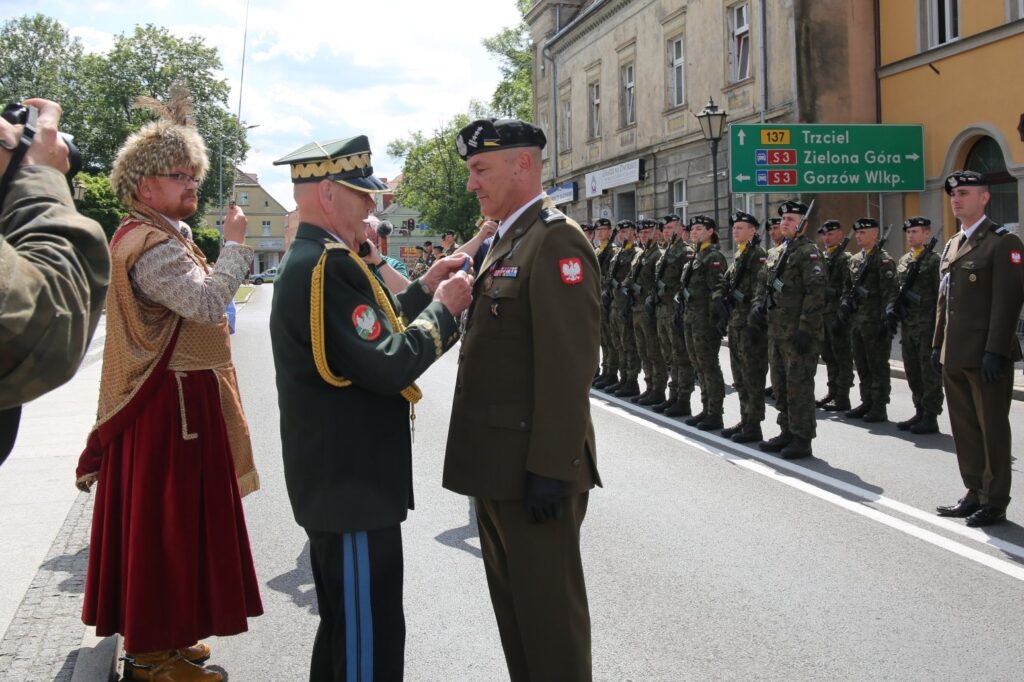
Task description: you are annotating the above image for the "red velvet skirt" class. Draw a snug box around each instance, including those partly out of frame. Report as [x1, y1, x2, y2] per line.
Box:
[81, 368, 263, 653]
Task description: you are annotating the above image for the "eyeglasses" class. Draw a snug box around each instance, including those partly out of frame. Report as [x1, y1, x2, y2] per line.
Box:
[154, 172, 199, 184]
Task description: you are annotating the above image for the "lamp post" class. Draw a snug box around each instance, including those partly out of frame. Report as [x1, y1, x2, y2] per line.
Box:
[72, 178, 86, 202]
[695, 97, 728, 234]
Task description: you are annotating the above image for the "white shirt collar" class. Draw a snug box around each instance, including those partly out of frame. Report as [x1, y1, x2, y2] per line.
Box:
[961, 215, 987, 240]
[497, 193, 547, 240]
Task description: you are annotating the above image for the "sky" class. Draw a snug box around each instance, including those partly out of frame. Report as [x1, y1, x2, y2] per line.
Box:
[13, 0, 524, 211]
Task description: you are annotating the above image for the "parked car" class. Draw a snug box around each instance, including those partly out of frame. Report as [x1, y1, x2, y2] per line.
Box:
[251, 267, 277, 285]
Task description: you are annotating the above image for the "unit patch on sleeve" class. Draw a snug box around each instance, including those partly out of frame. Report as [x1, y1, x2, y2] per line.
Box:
[352, 304, 382, 341]
[559, 257, 583, 285]
[1011, 250, 1022, 265]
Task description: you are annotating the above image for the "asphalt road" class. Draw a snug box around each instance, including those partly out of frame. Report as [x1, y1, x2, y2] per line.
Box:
[209, 284, 1023, 681]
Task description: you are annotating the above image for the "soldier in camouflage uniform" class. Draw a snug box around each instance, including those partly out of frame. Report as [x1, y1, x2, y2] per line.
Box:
[679, 215, 727, 430]
[750, 201, 826, 459]
[632, 219, 667, 405]
[410, 241, 433, 278]
[816, 220, 854, 412]
[715, 211, 768, 443]
[606, 220, 642, 397]
[764, 217, 784, 402]
[886, 216, 943, 434]
[839, 217, 896, 423]
[593, 218, 620, 388]
[653, 215, 695, 416]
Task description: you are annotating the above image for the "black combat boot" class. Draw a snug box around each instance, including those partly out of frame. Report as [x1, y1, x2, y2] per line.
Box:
[764, 386, 775, 400]
[604, 372, 625, 393]
[758, 431, 793, 452]
[824, 390, 851, 412]
[697, 413, 724, 431]
[721, 421, 745, 438]
[630, 387, 651, 404]
[815, 389, 834, 408]
[780, 435, 813, 460]
[615, 377, 641, 398]
[910, 411, 939, 434]
[897, 407, 923, 431]
[684, 410, 707, 427]
[862, 406, 888, 423]
[664, 397, 692, 417]
[592, 371, 614, 389]
[652, 391, 675, 413]
[845, 403, 871, 419]
[640, 388, 666, 407]
[731, 423, 763, 444]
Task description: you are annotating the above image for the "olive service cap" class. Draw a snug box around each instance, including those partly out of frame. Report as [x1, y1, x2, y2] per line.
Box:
[778, 200, 809, 216]
[818, 219, 842, 234]
[731, 211, 759, 227]
[595, 218, 613, 227]
[944, 170, 986, 195]
[455, 118, 547, 160]
[903, 215, 932, 230]
[617, 219, 636, 230]
[690, 215, 716, 229]
[274, 135, 387, 193]
[853, 217, 880, 231]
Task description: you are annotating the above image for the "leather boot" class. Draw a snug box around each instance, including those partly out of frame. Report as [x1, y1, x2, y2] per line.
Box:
[696, 413, 724, 431]
[640, 388, 666, 407]
[179, 643, 211, 665]
[824, 390, 851, 412]
[630, 387, 651, 404]
[604, 372, 625, 393]
[614, 377, 640, 398]
[652, 392, 675, 413]
[758, 431, 793, 452]
[764, 386, 775, 400]
[592, 372, 613, 389]
[684, 410, 706, 427]
[732, 423, 763, 444]
[780, 435, 813, 460]
[862, 406, 888, 423]
[664, 397, 692, 417]
[897, 407, 923, 431]
[845, 403, 871, 419]
[910, 411, 939, 434]
[127, 651, 222, 682]
[721, 421, 745, 438]
[815, 390, 834, 408]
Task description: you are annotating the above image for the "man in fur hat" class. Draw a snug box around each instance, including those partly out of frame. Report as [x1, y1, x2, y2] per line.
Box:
[75, 86, 262, 682]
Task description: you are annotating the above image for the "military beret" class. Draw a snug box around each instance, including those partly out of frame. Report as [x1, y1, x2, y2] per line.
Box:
[764, 217, 781, 229]
[441, 229, 456, 237]
[432, 245, 444, 252]
[662, 213, 681, 224]
[903, 215, 932, 230]
[853, 217, 879, 231]
[731, 211, 759, 227]
[639, 219, 658, 229]
[778, 200, 809, 216]
[689, 215, 716, 229]
[455, 118, 547, 160]
[595, 218, 612, 227]
[818, 219, 842, 234]
[944, 170, 986, 195]
[423, 240, 433, 247]
[579, 222, 594, 232]
[617, 220, 636, 230]
[273, 135, 386, 193]
[657, 221, 666, 229]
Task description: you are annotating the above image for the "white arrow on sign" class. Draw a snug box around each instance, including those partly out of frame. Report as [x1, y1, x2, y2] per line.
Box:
[736, 174, 751, 182]
[905, 153, 920, 161]
[737, 130, 746, 146]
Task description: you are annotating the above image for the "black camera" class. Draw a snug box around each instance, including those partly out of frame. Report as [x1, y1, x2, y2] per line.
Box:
[2, 102, 82, 181]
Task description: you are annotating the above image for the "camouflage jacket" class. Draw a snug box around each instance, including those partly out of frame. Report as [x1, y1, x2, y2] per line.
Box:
[717, 241, 767, 326]
[636, 242, 664, 305]
[845, 246, 897, 327]
[680, 243, 727, 322]
[655, 238, 691, 308]
[609, 242, 641, 306]
[753, 236, 826, 338]
[890, 248, 940, 332]
[823, 245, 852, 315]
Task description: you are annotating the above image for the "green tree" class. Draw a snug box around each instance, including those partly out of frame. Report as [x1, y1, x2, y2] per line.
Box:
[387, 115, 480, 241]
[192, 227, 222, 263]
[74, 173, 124, 241]
[482, 0, 534, 121]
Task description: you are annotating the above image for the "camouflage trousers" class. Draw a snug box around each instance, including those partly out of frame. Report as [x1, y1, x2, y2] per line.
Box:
[656, 310, 694, 399]
[600, 307, 618, 373]
[820, 317, 854, 393]
[610, 299, 639, 378]
[728, 321, 769, 424]
[684, 314, 724, 414]
[900, 323, 944, 414]
[851, 323, 892, 407]
[633, 308, 666, 390]
[770, 332, 820, 439]
[767, 339, 779, 393]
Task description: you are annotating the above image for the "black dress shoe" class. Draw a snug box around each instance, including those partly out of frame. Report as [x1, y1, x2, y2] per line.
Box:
[965, 506, 1007, 528]
[935, 498, 981, 518]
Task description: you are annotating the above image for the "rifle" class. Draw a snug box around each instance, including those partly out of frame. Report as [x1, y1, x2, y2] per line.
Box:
[885, 235, 938, 334]
[835, 224, 892, 327]
[599, 226, 621, 315]
[765, 199, 816, 312]
[718, 242, 758, 335]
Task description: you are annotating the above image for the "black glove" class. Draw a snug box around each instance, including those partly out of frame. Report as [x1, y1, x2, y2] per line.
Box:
[981, 351, 1007, 384]
[930, 348, 942, 373]
[748, 304, 767, 328]
[876, 321, 891, 340]
[791, 329, 812, 354]
[525, 472, 565, 524]
[714, 297, 730, 324]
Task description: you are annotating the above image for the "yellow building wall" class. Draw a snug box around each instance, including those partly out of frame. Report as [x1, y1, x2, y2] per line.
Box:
[962, 1, 1005, 36]
[879, 1, 918, 64]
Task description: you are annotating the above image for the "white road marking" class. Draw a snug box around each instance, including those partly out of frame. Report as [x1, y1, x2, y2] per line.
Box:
[592, 394, 1024, 583]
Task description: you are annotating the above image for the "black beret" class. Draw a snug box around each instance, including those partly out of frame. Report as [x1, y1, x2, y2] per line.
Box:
[639, 219, 658, 229]
[903, 215, 932, 230]
[617, 220, 636, 229]
[594, 218, 612, 227]
[455, 118, 547, 160]
[818, 219, 842, 234]
[689, 215, 716, 229]
[579, 222, 594, 231]
[441, 229, 456, 237]
[764, 217, 781, 229]
[662, 213, 681, 224]
[778, 200, 809, 216]
[853, 217, 879, 231]
[944, 170, 986, 195]
[731, 211, 759, 227]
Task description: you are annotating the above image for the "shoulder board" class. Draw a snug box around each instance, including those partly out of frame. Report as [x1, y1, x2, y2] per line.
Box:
[539, 207, 567, 226]
[323, 241, 349, 252]
[993, 225, 1008, 235]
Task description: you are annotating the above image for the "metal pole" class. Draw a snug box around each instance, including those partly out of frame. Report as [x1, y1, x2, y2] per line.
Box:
[218, 136, 224, 238]
[711, 137, 721, 230]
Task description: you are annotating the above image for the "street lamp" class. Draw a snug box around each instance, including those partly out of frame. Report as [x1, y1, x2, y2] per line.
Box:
[72, 178, 86, 202]
[695, 97, 728, 233]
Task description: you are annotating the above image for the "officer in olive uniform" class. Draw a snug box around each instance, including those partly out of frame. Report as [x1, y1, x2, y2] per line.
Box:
[817, 219, 854, 411]
[593, 218, 620, 389]
[750, 201, 825, 459]
[632, 219, 667, 405]
[679, 215, 727, 431]
[716, 211, 768, 443]
[840, 218, 896, 423]
[887, 216, 943, 433]
[269, 136, 472, 680]
[444, 117, 601, 681]
[764, 216, 784, 401]
[653, 215, 696, 416]
[934, 170, 1024, 527]
[606, 221, 642, 397]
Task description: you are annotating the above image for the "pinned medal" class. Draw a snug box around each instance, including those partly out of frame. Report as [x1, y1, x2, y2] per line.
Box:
[559, 257, 583, 285]
[352, 304, 382, 341]
[969, 273, 977, 282]
[482, 274, 494, 290]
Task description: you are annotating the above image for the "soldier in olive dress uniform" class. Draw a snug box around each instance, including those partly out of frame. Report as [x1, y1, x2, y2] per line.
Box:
[653, 215, 696, 416]
[817, 219, 854, 412]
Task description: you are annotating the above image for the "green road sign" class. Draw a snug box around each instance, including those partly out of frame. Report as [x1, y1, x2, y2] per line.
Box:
[729, 124, 925, 193]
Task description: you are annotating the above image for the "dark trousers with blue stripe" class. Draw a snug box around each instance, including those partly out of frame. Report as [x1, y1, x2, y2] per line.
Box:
[306, 526, 404, 682]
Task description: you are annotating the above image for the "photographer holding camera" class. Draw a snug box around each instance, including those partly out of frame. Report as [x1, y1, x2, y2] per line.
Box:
[0, 98, 110, 465]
